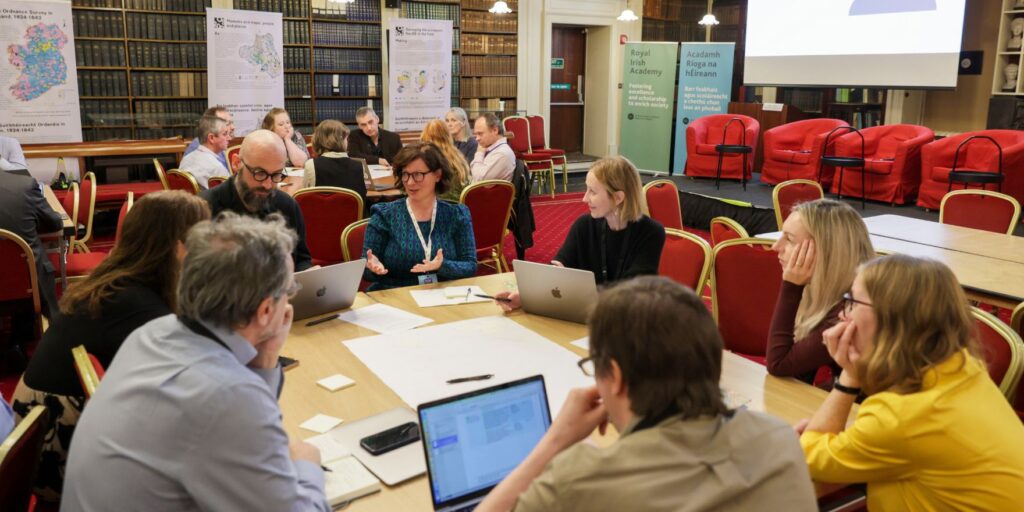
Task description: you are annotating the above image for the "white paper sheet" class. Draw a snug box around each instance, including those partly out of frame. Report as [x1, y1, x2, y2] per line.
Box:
[368, 165, 393, 179]
[409, 286, 491, 308]
[336, 303, 432, 334]
[343, 316, 592, 415]
[317, 373, 356, 392]
[300, 414, 345, 434]
[570, 337, 589, 350]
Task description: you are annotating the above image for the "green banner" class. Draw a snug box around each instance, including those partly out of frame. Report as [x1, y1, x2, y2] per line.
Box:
[619, 42, 678, 173]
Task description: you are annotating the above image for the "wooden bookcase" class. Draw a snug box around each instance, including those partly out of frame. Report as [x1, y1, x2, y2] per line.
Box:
[776, 87, 887, 129]
[459, 0, 518, 117]
[993, 0, 1024, 96]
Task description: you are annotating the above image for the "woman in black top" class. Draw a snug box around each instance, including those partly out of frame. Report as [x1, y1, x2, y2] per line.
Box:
[11, 191, 210, 504]
[446, 107, 478, 164]
[303, 119, 369, 207]
[496, 156, 665, 310]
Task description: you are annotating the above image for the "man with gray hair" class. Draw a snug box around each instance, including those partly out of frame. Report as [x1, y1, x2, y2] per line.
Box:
[183, 105, 235, 170]
[347, 106, 401, 166]
[178, 115, 231, 189]
[470, 112, 515, 182]
[63, 213, 329, 512]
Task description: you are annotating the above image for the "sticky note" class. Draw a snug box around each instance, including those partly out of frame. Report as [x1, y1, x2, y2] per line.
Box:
[317, 374, 356, 392]
[300, 414, 344, 434]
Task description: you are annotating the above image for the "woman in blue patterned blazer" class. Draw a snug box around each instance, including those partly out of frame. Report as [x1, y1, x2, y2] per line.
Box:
[363, 142, 477, 290]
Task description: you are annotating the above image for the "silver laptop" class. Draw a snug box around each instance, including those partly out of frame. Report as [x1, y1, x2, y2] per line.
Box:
[292, 259, 365, 320]
[513, 259, 598, 324]
[418, 375, 552, 512]
[356, 158, 397, 191]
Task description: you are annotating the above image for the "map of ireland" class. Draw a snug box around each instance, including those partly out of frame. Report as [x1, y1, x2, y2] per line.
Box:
[238, 33, 282, 78]
[7, 22, 68, 101]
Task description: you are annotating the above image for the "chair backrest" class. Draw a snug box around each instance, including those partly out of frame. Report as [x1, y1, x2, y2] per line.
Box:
[526, 115, 548, 150]
[939, 190, 1021, 235]
[659, 228, 712, 292]
[226, 145, 241, 175]
[341, 218, 371, 262]
[306, 142, 317, 159]
[502, 116, 533, 155]
[0, 405, 48, 511]
[61, 182, 80, 246]
[75, 171, 98, 250]
[153, 158, 170, 190]
[712, 239, 783, 358]
[1012, 303, 1024, 416]
[460, 180, 515, 252]
[710, 216, 749, 247]
[114, 191, 134, 246]
[208, 176, 229, 188]
[294, 187, 364, 265]
[72, 344, 104, 398]
[972, 307, 1024, 401]
[772, 179, 824, 230]
[643, 179, 683, 230]
[166, 169, 200, 195]
[0, 230, 40, 313]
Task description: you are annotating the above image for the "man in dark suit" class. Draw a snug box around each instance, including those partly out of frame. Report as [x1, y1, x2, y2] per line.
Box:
[346, 107, 402, 166]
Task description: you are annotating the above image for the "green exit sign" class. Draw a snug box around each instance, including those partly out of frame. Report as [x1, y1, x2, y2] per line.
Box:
[551, 58, 565, 69]
[551, 83, 571, 90]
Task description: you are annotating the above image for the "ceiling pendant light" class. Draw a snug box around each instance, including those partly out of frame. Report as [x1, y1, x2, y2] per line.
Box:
[617, 8, 639, 22]
[489, 1, 512, 14]
[698, 13, 720, 26]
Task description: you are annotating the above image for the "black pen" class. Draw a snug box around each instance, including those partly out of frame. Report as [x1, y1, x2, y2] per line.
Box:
[305, 314, 339, 327]
[321, 465, 333, 472]
[474, 293, 512, 303]
[447, 374, 494, 384]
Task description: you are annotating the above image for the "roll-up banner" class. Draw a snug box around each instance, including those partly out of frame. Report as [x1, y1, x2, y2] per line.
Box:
[387, 18, 453, 131]
[618, 42, 678, 174]
[673, 42, 735, 174]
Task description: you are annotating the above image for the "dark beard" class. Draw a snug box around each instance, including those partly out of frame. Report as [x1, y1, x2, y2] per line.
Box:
[235, 177, 271, 212]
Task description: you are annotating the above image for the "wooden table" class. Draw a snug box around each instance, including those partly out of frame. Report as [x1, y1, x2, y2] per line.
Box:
[863, 214, 1024, 265]
[279, 273, 844, 510]
[42, 185, 75, 285]
[279, 174, 403, 199]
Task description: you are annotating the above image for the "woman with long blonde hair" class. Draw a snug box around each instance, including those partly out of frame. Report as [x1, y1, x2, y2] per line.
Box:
[768, 199, 874, 384]
[420, 118, 469, 201]
[800, 255, 1024, 510]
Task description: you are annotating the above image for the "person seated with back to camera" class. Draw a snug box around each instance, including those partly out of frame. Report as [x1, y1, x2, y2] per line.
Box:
[362, 142, 477, 290]
[495, 156, 665, 310]
[767, 199, 875, 386]
[477, 276, 818, 512]
[302, 119, 367, 207]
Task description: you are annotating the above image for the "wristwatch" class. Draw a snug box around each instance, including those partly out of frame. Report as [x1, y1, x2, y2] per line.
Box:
[833, 381, 862, 396]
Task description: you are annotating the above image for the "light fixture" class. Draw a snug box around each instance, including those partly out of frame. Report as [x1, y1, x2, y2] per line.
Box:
[698, 13, 719, 26]
[617, 8, 639, 22]
[489, 1, 512, 14]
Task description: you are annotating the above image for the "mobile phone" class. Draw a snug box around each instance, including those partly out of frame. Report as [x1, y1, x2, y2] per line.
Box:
[359, 422, 420, 456]
[279, 356, 299, 371]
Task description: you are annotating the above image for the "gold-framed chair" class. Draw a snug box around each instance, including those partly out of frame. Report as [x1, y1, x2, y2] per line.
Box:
[226, 145, 242, 175]
[294, 187, 364, 266]
[939, 189, 1021, 235]
[659, 228, 712, 293]
[0, 405, 49, 511]
[72, 345, 105, 398]
[153, 158, 170, 190]
[72, 172, 98, 253]
[460, 179, 515, 273]
[711, 238, 782, 363]
[0, 229, 43, 343]
[643, 179, 683, 230]
[772, 179, 824, 230]
[208, 176, 230, 188]
[341, 218, 371, 262]
[971, 306, 1024, 401]
[166, 170, 201, 195]
[710, 216, 750, 247]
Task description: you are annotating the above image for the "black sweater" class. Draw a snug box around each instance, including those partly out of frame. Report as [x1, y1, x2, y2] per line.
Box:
[555, 214, 665, 285]
[346, 128, 402, 165]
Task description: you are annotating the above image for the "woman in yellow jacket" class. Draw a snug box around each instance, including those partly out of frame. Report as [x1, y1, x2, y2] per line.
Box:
[799, 254, 1024, 511]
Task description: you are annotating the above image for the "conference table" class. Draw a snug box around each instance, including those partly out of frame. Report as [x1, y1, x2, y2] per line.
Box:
[42, 185, 75, 285]
[279, 166, 403, 199]
[862, 214, 1024, 265]
[279, 273, 849, 510]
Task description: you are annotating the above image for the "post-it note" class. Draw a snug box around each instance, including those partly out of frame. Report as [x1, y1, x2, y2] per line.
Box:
[300, 414, 344, 434]
[317, 374, 356, 392]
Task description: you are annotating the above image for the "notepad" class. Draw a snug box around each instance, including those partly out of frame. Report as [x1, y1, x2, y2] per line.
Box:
[409, 286, 491, 308]
[317, 373, 356, 392]
[300, 414, 344, 434]
[324, 455, 382, 507]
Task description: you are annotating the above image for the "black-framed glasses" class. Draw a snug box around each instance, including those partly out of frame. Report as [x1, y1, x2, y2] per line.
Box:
[841, 292, 872, 313]
[400, 171, 433, 183]
[241, 159, 287, 183]
[577, 357, 595, 377]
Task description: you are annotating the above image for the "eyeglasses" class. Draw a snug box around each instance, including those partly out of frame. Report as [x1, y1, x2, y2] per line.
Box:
[577, 357, 595, 377]
[241, 159, 288, 183]
[841, 292, 872, 313]
[401, 171, 433, 183]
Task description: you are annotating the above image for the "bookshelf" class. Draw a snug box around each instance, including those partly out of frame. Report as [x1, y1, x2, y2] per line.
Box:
[459, 0, 518, 117]
[776, 87, 887, 129]
[993, 0, 1024, 95]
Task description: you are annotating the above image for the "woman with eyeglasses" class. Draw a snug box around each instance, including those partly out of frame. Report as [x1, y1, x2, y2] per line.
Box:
[767, 199, 874, 385]
[799, 254, 1024, 510]
[362, 142, 477, 290]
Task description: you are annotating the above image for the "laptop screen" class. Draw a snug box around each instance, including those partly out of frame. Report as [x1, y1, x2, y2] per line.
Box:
[418, 376, 551, 508]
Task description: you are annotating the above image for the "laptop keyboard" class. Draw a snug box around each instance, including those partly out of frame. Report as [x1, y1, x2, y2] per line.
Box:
[451, 505, 477, 512]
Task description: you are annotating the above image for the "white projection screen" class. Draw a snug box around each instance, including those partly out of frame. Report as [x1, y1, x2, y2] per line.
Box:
[744, 0, 967, 88]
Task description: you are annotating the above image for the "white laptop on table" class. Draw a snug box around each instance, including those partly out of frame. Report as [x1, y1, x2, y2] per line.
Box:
[356, 158, 397, 191]
[291, 259, 365, 320]
[513, 259, 598, 324]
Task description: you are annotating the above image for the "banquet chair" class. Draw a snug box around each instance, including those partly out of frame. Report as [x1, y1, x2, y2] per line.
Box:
[939, 190, 1021, 235]
[294, 187, 364, 267]
[165, 170, 200, 195]
[341, 219, 371, 263]
[0, 406, 49, 511]
[772, 179, 824, 230]
[72, 345, 106, 398]
[710, 217, 749, 247]
[971, 307, 1024, 402]
[526, 115, 568, 192]
[711, 239, 782, 364]
[503, 116, 555, 197]
[643, 179, 683, 230]
[460, 180, 515, 273]
[658, 228, 712, 293]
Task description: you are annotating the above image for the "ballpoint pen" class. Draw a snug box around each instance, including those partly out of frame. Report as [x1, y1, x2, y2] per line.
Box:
[447, 374, 494, 384]
[474, 293, 512, 303]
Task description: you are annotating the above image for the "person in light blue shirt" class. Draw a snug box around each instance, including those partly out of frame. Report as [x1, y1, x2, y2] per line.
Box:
[62, 213, 329, 512]
[0, 392, 14, 440]
[0, 135, 28, 171]
[183, 105, 233, 171]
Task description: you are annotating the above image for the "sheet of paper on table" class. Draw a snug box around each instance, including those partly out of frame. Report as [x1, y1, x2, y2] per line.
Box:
[285, 167, 304, 177]
[336, 303, 433, 334]
[570, 337, 589, 350]
[368, 165, 392, 179]
[343, 316, 592, 416]
[409, 286, 491, 308]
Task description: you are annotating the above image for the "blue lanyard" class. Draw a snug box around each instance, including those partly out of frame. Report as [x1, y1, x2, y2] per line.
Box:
[484, 141, 508, 158]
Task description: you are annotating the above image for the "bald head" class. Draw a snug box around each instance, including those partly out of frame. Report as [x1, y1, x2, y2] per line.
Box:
[240, 129, 287, 168]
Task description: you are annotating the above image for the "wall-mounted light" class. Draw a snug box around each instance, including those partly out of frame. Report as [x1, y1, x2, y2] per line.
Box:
[698, 13, 720, 26]
[489, 1, 512, 14]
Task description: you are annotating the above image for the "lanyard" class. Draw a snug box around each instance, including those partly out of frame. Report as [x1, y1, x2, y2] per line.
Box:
[406, 199, 437, 260]
[179, 315, 229, 352]
[484, 141, 508, 158]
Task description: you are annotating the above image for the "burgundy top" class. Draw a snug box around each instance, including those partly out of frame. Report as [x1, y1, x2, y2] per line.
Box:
[766, 281, 842, 384]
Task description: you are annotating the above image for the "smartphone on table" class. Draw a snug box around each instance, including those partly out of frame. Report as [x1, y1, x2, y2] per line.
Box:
[359, 422, 420, 456]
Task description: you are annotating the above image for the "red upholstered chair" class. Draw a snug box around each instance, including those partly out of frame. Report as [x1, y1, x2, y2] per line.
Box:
[0, 405, 49, 511]
[226, 145, 241, 175]
[971, 307, 1024, 401]
[207, 176, 229, 188]
[772, 179, 823, 230]
[73, 172, 98, 253]
[939, 190, 1021, 235]
[0, 230, 43, 343]
[50, 190, 134, 282]
[294, 187, 364, 267]
[526, 115, 568, 193]
[460, 180, 515, 273]
[710, 217, 749, 247]
[829, 124, 933, 205]
[1012, 304, 1024, 420]
[643, 179, 683, 230]
[113, 192, 134, 247]
[307, 142, 317, 159]
[503, 116, 555, 197]
[684, 114, 759, 187]
[341, 219, 370, 262]
[166, 170, 200, 195]
[659, 228, 712, 292]
[760, 118, 849, 186]
[72, 344, 105, 398]
[711, 239, 782, 364]
[917, 130, 1024, 210]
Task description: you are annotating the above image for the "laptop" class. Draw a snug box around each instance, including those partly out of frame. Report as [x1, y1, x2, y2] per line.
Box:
[291, 259, 365, 320]
[513, 259, 598, 324]
[418, 375, 552, 512]
[357, 158, 397, 191]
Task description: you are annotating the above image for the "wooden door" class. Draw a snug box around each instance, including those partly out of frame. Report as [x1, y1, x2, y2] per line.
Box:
[550, 26, 586, 153]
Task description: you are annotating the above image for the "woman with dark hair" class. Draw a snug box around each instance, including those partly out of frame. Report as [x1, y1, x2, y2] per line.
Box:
[303, 119, 367, 204]
[11, 191, 211, 505]
[362, 142, 477, 290]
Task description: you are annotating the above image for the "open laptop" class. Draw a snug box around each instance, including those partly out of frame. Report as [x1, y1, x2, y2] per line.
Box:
[356, 158, 397, 191]
[418, 375, 552, 512]
[513, 259, 598, 324]
[291, 259, 365, 320]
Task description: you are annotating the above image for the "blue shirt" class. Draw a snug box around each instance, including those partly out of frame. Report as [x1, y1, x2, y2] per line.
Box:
[184, 137, 228, 170]
[0, 392, 14, 440]
[362, 198, 477, 290]
[62, 315, 329, 512]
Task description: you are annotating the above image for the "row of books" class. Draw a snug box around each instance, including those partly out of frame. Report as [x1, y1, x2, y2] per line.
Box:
[72, 0, 120, 8]
[79, 71, 129, 97]
[462, 11, 516, 33]
[137, 127, 192, 139]
[315, 98, 382, 123]
[779, 89, 825, 114]
[124, 0, 210, 12]
[80, 100, 130, 126]
[235, 0, 310, 18]
[75, 41, 127, 67]
[842, 110, 883, 129]
[285, 20, 311, 45]
[311, 22, 381, 47]
[461, 34, 516, 55]
[135, 99, 208, 123]
[313, 74, 381, 97]
[833, 88, 886, 104]
[714, 5, 742, 25]
[460, 98, 516, 114]
[313, 48, 381, 72]
[84, 128, 134, 142]
[461, 55, 516, 76]
[129, 42, 206, 69]
[463, 0, 516, 9]
[285, 47, 311, 70]
[460, 76, 515, 98]
[130, 71, 207, 97]
[285, 74, 312, 97]
[310, 0, 380, 21]
[72, 11, 124, 38]
[127, 13, 205, 41]
[286, 99, 314, 123]
[643, 0, 705, 20]
[401, 2, 461, 26]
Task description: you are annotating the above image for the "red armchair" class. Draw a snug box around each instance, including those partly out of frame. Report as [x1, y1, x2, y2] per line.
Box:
[917, 130, 1024, 210]
[829, 124, 933, 205]
[684, 114, 759, 185]
[760, 118, 848, 187]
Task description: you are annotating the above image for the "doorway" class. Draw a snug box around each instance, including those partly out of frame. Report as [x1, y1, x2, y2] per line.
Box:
[550, 25, 586, 154]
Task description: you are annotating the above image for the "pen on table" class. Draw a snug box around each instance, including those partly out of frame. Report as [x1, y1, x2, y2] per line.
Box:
[447, 374, 494, 384]
[305, 314, 339, 327]
[474, 293, 512, 303]
[321, 465, 333, 472]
